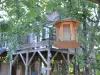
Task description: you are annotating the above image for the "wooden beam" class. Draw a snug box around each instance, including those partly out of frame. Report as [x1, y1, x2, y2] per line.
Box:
[30, 62, 34, 74]
[20, 53, 26, 65]
[53, 48, 75, 54]
[70, 54, 75, 64]
[12, 54, 18, 65]
[38, 58, 41, 75]
[61, 24, 64, 41]
[61, 53, 67, 63]
[56, 61, 60, 75]
[67, 53, 70, 75]
[13, 48, 49, 55]
[10, 54, 12, 75]
[47, 49, 51, 75]
[38, 51, 48, 65]
[28, 52, 36, 66]
[29, 66, 32, 75]
[70, 22, 73, 40]
[25, 52, 29, 75]
[51, 52, 58, 62]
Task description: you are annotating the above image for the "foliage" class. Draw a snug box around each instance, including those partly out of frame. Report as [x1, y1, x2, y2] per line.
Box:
[0, 0, 100, 75]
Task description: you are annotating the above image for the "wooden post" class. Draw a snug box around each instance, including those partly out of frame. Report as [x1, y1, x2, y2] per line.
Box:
[10, 54, 12, 75]
[38, 58, 41, 75]
[56, 28, 59, 41]
[25, 52, 29, 75]
[47, 49, 51, 75]
[74, 48, 78, 75]
[67, 51, 70, 75]
[29, 65, 32, 75]
[12, 55, 18, 65]
[55, 61, 60, 75]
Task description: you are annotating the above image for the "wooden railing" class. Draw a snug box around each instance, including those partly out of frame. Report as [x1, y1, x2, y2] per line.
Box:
[17, 40, 54, 51]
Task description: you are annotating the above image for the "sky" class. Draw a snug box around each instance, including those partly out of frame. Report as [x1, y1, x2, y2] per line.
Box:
[0, 10, 9, 24]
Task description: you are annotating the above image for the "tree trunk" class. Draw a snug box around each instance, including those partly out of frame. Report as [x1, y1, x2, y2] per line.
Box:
[82, 3, 90, 75]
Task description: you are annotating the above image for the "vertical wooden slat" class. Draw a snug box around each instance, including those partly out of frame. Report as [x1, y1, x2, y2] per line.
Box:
[75, 26, 77, 40]
[74, 22, 77, 41]
[73, 25, 76, 40]
[70, 22, 73, 40]
[61, 23, 64, 41]
[56, 28, 59, 41]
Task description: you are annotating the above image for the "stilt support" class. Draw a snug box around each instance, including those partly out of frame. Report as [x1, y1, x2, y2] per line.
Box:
[47, 49, 51, 75]
[20, 52, 29, 75]
[25, 52, 29, 75]
[10, 54, 12, 75]
[67, 53, 70, 75]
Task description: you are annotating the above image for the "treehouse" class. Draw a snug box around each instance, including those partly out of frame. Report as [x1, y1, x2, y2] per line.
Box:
[53, 19, 80, 49]
[7, 19, 81, 75]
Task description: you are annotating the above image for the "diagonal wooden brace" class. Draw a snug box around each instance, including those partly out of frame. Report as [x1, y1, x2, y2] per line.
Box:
[38, 51, 48, 65]
[28, 52, 36, 66]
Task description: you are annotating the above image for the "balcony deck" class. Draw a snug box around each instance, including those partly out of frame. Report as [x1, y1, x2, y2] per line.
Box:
[17, 40, 52, 50]
[14, 40, 75, 55]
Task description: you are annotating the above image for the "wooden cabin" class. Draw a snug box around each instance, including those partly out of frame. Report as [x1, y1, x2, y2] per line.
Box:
[53, 19, 80, 49]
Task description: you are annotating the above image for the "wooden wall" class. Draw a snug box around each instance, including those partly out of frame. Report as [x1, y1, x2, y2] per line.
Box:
[0, 63, 10, 75]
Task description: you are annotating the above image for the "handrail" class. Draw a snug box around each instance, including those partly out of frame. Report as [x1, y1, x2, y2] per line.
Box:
[17, 40, 54, 51]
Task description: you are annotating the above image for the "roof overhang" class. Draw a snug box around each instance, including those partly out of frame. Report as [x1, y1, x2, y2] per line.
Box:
[53, 41, 80, 49]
